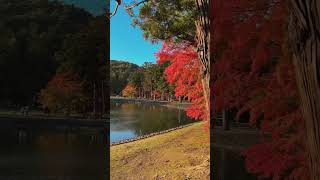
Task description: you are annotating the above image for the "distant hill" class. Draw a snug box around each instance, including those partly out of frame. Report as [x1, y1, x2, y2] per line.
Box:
[0, 0, 95, 106]
[60, 0, 107, 15]
[110, 60, 139, 95]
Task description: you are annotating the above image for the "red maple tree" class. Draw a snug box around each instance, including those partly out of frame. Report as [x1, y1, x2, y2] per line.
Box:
[211, 0, 308, 179]
[38, 72, 85, 114]
[156, 42, 208, 123]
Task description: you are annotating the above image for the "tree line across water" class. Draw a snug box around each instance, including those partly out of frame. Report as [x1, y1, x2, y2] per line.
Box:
[111, 60, 181, 102]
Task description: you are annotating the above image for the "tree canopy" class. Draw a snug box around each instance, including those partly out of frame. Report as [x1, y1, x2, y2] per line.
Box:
[211, 0, 308, 179]
[128, 0, 198, 43]
[110, 60, 139, 95]
[0, 0, 107, 116]
[0, 0, 93, 106]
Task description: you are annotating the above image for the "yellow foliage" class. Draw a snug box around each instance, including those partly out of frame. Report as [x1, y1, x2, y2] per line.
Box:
[122, 84, 137, 98]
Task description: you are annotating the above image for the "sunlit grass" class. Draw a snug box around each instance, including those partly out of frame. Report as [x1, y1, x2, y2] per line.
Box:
[110, 122, 210, 179]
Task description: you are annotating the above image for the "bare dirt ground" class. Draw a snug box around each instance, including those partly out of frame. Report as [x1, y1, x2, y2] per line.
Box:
[110, 123, 210, 180]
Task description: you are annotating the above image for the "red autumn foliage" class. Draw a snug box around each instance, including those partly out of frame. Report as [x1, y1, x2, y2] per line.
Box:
[156, 42, 207, 122]
[46, 72, 82, 91]
[211, 0, 308, 179]
[38, 72, 85, 113]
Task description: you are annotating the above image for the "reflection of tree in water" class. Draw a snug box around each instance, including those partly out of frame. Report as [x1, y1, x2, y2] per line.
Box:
[120, 103, 136, 110]
[132, 106, 192, 135]
[110, 101, 194, 135]
[142, 104, 165, 113]
[0, 124, 106, 177]
[111, 101, 138, 114]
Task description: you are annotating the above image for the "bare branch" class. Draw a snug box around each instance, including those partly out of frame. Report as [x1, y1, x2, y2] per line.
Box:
[109, 0, 121, 19]
[124, 0, 149, 10]
[108, 0, 149, 18]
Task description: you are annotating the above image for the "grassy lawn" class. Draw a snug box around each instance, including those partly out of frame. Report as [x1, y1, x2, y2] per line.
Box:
[110, 122, 210, 180]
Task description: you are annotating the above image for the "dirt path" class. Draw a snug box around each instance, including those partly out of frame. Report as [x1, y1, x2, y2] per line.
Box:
[110, 123, 210, 180]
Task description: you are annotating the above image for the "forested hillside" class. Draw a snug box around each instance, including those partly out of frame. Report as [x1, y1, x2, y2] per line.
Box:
[58, 0, 107, 15]
[110, 60, 139, 95]
[0, 0, 107, 116]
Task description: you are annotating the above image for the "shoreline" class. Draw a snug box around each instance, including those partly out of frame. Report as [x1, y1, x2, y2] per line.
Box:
[110, 96, 195, 146]
[0, 116, 105, 128]
[110, 122, 199, 146]
[110, 123, 259, 179]
[110, 96, 191, 110]
[110, 122, 210, 179]
[111, 120, 260, 152]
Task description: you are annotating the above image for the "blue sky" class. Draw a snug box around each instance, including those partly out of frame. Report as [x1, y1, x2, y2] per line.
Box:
[61, 0, 159, 66]
[110, 3, 161, 66]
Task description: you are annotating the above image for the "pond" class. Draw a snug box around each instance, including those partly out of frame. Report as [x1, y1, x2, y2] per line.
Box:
[0, 119, 107, 179]
[110, 100, 194, 143]
[213, 148, 257, 180]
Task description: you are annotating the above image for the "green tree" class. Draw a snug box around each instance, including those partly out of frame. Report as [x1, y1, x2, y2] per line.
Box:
[140, 62, 171, 100]
[110, 60, 139, 95]
[56, 16, 106, 83]
[152, 61, 170, 100]
[128, 0, 198, 43]
[128, 69, 145, 97]
[0, 0, 92, 107]
[55, 15, 107, 116]
[141, 62, 156, 99]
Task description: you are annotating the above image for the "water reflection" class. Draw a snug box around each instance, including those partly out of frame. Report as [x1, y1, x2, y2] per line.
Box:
[110, 101, 194, 143]
[213, 148, 256, 180]
[0, 121, 106, 179]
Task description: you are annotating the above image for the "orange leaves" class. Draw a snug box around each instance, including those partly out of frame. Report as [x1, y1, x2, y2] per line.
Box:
[46, 72, 82, 93]
[122, 84, 137, 98]
[38, 72, 85, 113]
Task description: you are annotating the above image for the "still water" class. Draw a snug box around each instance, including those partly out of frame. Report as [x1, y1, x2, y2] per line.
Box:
[110, 101, 194, 143]
[0, 118, 106, 179]
[110, 101, 255, 179]
[213, 148, 257, 180]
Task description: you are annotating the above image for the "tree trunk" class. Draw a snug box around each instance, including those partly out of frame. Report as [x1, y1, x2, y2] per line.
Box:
[201, 72, 210, 123]
[196, 0, 210, 123]
[288, 0, 320, 178]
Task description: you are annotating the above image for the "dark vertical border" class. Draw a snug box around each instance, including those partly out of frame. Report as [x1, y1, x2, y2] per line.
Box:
[209, 0, 214, 179]
[106, 0, 111, 179]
